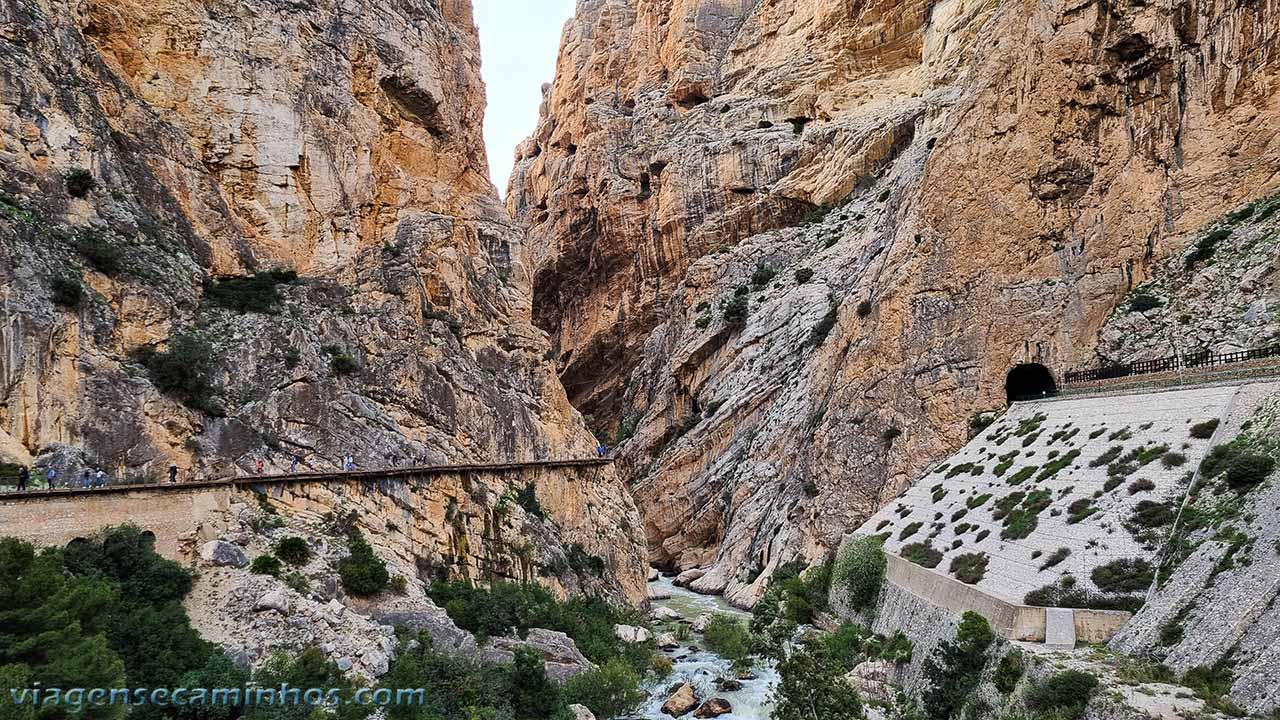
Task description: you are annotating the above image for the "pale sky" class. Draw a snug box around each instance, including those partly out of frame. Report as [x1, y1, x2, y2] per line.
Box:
[473, 0, 577, 195]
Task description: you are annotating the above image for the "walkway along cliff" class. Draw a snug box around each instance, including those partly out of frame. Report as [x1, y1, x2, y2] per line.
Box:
[0, 0, 646, 601]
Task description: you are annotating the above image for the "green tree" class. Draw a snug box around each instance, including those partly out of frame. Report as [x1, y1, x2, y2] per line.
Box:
[0, 538, 126, 720]
[380, 633, 521, 720]
[921, 612, 995, 720]
[833, 535, 886, 610]
[772, 639, 864, 720]
[563, 659, 645, 719]
[247, 648, 369, 720]
[509, 647, 561, 720]
[174, 652, 250, 720]
[61, 527, 215, 694]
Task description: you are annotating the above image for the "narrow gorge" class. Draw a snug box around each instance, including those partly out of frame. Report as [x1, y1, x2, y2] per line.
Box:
[3, 0, 1280, 719]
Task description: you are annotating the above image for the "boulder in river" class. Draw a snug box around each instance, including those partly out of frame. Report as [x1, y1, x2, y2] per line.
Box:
[692, 613, 712, 633]
[716, 677, 743, 691]
[652, 606, 682, 622]
[661, 683, 699, 717]
[694, 698, 733, 718]
[655, 632, 681, 650]
[614, 624, 653, 643]
[674, 568, 706, 587]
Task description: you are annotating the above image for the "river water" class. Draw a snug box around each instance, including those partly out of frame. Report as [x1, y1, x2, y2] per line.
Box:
[634, 576, 778, 719]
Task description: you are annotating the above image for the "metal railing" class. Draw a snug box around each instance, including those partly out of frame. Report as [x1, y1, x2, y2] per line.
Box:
[1063, 343, 1280, 385]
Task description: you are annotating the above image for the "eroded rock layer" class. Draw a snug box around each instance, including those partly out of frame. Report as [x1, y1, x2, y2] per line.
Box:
[510, 0, 1280, 605]
[0, 0, 644, 600]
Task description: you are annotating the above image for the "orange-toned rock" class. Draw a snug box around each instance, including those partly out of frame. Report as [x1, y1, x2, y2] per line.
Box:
[0, 0, 644, 602]
[511, 0, 1280, 605]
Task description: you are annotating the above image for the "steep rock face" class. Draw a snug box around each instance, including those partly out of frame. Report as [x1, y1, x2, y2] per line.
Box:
[0, 0, 644, 599]
[510, 0, 1280, 605]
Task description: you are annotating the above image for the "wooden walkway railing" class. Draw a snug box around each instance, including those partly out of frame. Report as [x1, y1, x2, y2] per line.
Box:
[0, 458, 613, 501]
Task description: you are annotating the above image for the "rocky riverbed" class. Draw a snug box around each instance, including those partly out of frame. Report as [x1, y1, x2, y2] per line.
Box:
[638, 576, 778, 719]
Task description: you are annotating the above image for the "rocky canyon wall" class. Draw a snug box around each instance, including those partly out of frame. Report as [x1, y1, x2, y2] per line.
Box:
[0, 0, 644, 598]
[510, 0, 1280, 605]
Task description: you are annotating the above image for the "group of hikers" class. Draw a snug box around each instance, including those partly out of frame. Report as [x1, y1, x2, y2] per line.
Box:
[5, 445, 613, 494]
[5, 463, 184, 493]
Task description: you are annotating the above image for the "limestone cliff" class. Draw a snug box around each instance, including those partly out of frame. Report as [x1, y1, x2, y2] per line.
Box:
[510, 0, 1280, 605]
[0, 0, 644, 601]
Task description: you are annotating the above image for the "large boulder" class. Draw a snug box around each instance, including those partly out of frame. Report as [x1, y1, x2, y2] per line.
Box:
[692, 614, 713, 633]
[481, 629, 597, 682]
[652, 606, 682, 622]
[648, 567, 661, 581]
[568, 705, 596, 720]
[674, 568, 706, 587]
[614, 624, 653, 643]
[649, 585, 673, 601]
[694, 698, 733, 718]
[844, 660, 897, 704]
[254, 589, 291, 614]
[372, 604, 477, 656]
[661, 683, 699, 717]
[655, 632, 681, 650]
[200, 540, 249, 568]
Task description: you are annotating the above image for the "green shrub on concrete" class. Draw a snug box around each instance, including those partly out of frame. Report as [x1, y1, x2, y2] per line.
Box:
[1189, 419, 1219, 439]
[1039, 547, 1070, 570]
[901, 542, 943, 569]
[833, 536, 887, 610]
[1130, 500, 1176, 528]
[1091, 558, 1153, 594]
[899, 522, 923, 540]
[949, 553, 988, 584]
[1223, 453, 1275, 492]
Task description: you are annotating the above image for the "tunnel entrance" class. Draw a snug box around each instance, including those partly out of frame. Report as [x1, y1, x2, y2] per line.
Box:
[1006, 363, 1057, 403]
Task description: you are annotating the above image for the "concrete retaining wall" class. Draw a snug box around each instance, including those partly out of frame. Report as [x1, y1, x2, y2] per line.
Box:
[884, 551, 1130, 644]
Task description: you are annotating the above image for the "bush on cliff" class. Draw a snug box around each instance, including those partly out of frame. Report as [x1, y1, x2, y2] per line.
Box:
[135, 332, 222, 415]
[722, 294, 749, 327]
[203, 269, 297, 314]
[832, 535, 886, 610]
[250, 554, 283, 577]
[274, 536, 311, 566]
[1025, 670, 1099, 720]
[338, 530, 389, 596]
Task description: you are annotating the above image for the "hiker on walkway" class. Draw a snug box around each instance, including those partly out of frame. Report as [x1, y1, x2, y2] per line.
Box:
[255, 458, 265, 475]
[93, 468, 105, 488]
[81, 469, 92, 489]
[16, 466, 28, 492]
[290, 454, 300, 473]
[168, 464, 178, 483]
[46, 466, 57, 489]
